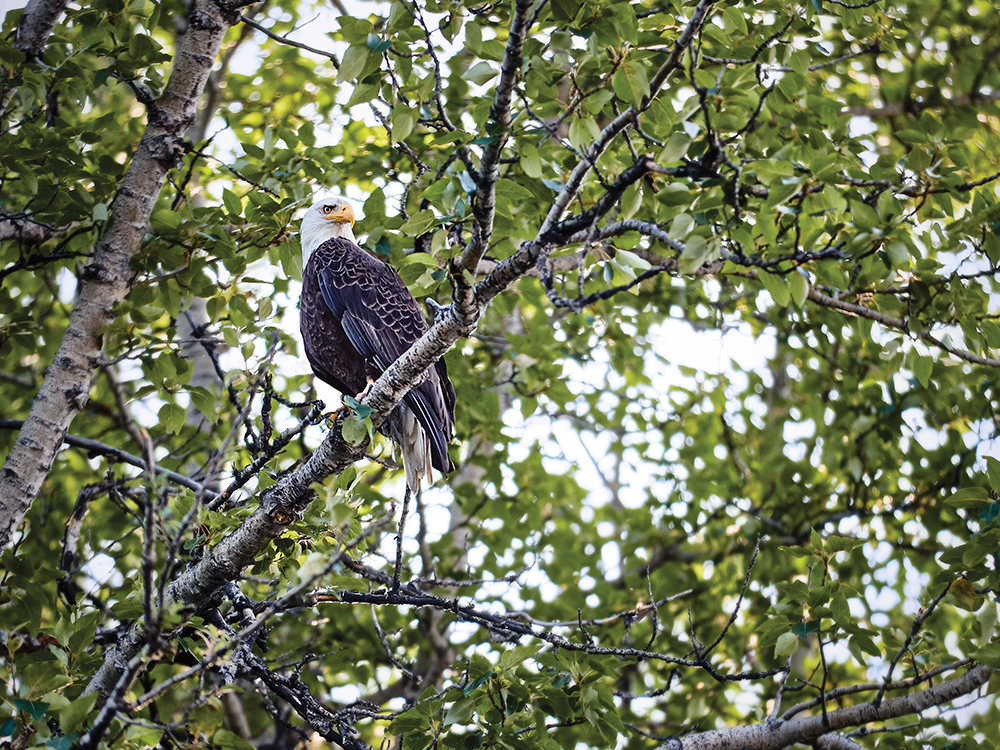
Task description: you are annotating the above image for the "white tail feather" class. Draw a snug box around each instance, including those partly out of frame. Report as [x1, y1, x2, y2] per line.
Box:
[400, 406, 432, 493]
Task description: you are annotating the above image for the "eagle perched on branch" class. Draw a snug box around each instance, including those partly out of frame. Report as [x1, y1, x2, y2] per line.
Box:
[299, 197, 455, 491]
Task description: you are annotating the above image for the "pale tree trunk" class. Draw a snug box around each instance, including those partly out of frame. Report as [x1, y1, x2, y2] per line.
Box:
[13, 0, 68, 60]
[0, 0, 238, 553]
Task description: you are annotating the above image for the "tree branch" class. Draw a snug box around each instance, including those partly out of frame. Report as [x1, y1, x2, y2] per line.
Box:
[459, 0, 535, 272]
[0, 419, 215, 497]
[806, 286, 1000, 367]
[239, 14, 341, 67]
[661, 664, 993, 750]
[844, 90, 1000, 118]
[0, 216, 73, 244]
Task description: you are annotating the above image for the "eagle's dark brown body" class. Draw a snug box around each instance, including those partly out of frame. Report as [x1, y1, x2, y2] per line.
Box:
[300, 237, 455, 476]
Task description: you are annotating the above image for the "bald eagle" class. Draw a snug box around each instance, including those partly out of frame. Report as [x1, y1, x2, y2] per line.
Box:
[299, 197, 455, 491]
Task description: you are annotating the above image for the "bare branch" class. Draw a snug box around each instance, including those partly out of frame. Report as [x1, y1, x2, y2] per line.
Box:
[873, 580, 953, 707]
[240, 14, 341, 67]
[333, 588, 785, 684]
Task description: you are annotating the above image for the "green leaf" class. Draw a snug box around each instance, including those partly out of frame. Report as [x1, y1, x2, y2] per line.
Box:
[914, 355, 933, 387]
[774, 631, 798, 658]
[391, 105, 416, 142]
[401, 209, 437, 236]
[972, 641, 1000, 669]
[212, 729, 254, 750]
[498, 644, 537, 670]
[366, 33, 392, 53]
[759, 272, 791, 307]
[550, 0, 581, 22]
[222, 188, 242, 217]
[615, 249, 651, 272]
[678, 236, 720, 275]
[462, 61, 496, 86]
[343, 394, 372, 419]
[464, 671, 492, 695]
[612, 62, 648, 109]
[946, 487, 991, 509]
[669, 213, 694, 240]
[465, 21, 483, 55]
[342, 415, 368, 445]
[659, 132, 692, 164]
[789, 269, 809, 308]
[159, 403, 186, 434]
[567, 116, 600, 150]
[850, 633, 881, 659]
[188, 386, 217, 420]
[986, 457, 1000, 490]
[520, 143, 543, 179]
[14, 699, 48, 722]
[337, 46, 369, 83]
[388, 712, 428, 734]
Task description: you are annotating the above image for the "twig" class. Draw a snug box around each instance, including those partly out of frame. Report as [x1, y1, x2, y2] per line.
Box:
[391, 486, 412, 595]
[239, 14, 340, 67]
[873, 580, 954, 708]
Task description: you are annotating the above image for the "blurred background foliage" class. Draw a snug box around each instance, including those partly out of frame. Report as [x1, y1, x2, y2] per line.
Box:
[1, 0, 999, 746]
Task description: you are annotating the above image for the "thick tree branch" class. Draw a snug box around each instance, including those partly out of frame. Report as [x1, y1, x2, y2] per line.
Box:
[662, 664, 993, 750]
[0, 0, 237, 553]
[0, 216, 72, 244]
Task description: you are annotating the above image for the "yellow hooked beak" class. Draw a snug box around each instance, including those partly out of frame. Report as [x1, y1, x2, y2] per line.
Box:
[324, 202, 355, 226]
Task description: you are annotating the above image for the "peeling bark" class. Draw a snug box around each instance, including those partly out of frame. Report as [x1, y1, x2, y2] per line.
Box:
[0, 0, 236, 553]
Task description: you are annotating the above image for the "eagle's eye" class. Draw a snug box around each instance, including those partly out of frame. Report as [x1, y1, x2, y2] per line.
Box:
[322, 205, 334, 214]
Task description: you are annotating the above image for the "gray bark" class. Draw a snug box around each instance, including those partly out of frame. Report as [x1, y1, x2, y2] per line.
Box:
[661, 664, 993, 750]
[13, 0, 68, 59]
[0, 218, 71, 243]
[0, 0, 237, 552]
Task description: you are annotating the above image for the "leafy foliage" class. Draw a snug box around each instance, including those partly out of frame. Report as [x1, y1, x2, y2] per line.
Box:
[1, 0, 999, 747]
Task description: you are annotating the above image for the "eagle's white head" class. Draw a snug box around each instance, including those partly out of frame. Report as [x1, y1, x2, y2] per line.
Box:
[300, 197, 357, 267]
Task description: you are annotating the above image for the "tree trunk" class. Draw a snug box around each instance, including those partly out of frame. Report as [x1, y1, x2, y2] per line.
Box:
[13, 0, 68, 60]
[0, 0, 238, 552]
